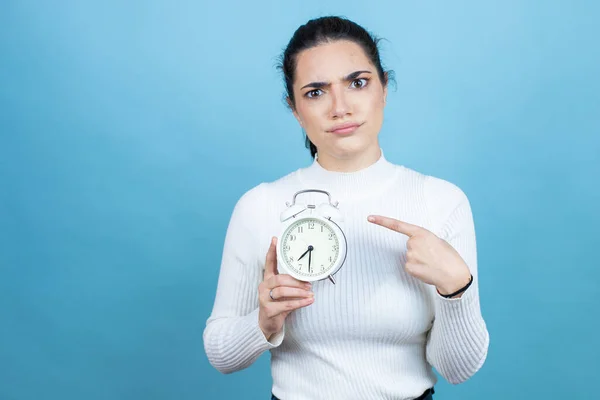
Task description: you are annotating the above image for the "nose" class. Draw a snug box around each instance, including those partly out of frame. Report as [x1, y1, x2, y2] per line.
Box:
[329, 86, 351, 119]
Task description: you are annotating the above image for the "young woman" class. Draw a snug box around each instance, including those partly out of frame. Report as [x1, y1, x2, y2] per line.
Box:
[203, 16, 489, 400]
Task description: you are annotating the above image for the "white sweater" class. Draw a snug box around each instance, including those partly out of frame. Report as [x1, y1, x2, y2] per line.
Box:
[203, 150, 489, 400]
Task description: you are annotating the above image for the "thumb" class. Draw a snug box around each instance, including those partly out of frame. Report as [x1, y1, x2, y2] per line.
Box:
[264, 236, 279, 279]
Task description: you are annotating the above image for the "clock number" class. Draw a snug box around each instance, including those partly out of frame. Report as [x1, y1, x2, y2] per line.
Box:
[328, 233, 334, 240]
[321, 226, 324, 232]
[298, 226, 303, 233]
[284, 244, 290, 251]
[328, 256, 333, 262]
[289, 235, 296, 241]
[333, 244, 339, 251]
[288, 256, 294, 263]
[308, 222, 315, 229]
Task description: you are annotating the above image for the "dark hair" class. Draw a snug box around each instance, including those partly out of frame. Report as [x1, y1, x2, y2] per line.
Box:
[277, 16, 393, 159]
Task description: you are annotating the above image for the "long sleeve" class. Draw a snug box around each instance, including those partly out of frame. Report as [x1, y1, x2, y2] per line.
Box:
[203, 183, 284, 374]
[424, 177, 490, 384]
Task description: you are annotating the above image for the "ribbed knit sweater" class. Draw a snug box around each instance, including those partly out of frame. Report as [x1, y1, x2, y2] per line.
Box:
[203, 149, 489, 400]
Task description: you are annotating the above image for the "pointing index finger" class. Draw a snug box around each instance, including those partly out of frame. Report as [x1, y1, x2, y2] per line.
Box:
[367, 215, 421, 237]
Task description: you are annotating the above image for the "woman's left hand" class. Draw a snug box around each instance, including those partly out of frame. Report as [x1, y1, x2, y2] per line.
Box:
[367, 215, 472, 297]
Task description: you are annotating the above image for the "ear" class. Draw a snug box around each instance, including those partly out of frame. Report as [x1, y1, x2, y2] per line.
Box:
[383, 72, 389, 104]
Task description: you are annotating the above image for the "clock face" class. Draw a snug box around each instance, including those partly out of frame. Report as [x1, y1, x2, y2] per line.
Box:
[280, 217, 340, 278]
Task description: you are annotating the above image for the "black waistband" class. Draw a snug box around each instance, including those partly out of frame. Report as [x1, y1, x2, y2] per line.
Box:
[271, 387, 434, 400]
[416, 387, 435, 399]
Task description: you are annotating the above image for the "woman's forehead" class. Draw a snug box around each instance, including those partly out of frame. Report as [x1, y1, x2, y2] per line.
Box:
[294, 41, 372, 83]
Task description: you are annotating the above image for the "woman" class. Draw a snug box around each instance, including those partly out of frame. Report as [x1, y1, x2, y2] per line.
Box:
[203, 16, 489, 400]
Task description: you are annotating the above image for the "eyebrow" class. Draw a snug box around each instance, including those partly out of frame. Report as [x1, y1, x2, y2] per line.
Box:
[300, 70, 372, 90]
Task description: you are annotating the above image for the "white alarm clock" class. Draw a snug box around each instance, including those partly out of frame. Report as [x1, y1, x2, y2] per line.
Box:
[276, 189, 347, 284]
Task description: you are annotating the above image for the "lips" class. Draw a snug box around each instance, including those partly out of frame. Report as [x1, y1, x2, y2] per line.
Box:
[328, 122, 363, 135]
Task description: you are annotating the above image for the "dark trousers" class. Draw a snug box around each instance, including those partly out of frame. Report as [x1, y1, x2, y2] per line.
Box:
[271, 387, 434, 400]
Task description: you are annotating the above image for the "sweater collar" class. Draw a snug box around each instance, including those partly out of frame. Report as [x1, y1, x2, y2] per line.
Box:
[297, 148, 399, 202]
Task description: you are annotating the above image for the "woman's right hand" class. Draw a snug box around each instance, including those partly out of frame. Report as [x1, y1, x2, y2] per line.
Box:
[258, 236, 315, 340]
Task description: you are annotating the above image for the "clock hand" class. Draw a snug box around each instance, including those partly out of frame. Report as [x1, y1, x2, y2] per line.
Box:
[297, 245, 314, 262]
[308, 249, 312, 273]
[297, 248, 310, 261]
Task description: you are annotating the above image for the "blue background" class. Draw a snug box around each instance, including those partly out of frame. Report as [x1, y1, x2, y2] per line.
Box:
[1, 1, 598, 399]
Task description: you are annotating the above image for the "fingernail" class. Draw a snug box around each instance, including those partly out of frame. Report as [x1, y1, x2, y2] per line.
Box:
[367, 216, 375, 222]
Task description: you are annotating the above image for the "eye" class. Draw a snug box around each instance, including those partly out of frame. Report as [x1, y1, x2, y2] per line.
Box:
[350, 78, 369, 89]
[305, 89, 323, 98]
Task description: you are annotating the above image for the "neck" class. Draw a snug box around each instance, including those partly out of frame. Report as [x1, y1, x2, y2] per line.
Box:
[314, 145, 382, 172]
